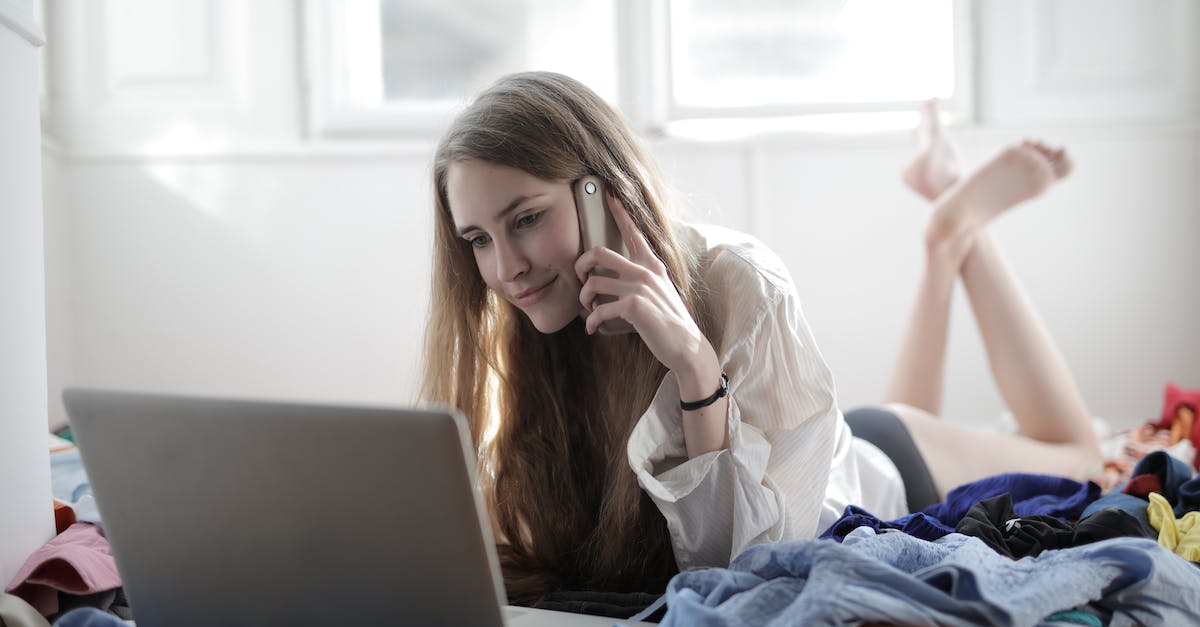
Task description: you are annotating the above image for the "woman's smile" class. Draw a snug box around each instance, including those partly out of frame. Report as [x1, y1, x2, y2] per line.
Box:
[513, 276, 557, 307]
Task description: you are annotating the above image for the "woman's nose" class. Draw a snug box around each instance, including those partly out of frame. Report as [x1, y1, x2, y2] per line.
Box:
[494, 239, 530, 282]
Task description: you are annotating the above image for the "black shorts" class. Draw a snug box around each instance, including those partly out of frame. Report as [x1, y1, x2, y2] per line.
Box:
[844, 406, 940, 512]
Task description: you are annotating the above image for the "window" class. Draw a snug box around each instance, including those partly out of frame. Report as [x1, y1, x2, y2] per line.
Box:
[305, 0, 617, 137]
[304, 0, 968, 138]
[669, 0, 957, 113]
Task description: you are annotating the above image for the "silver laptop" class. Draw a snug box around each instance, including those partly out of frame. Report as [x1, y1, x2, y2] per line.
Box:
[64, 388, 651, 627]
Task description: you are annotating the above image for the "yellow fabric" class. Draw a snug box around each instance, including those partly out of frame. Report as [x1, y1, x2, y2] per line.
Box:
[1147, 491, 1200, 561]
[1177, 511, 1200, 561]
[1148, 492, 1177, 551]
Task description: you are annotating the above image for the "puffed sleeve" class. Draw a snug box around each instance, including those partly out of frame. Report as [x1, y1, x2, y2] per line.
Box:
[626, 247, 843, 571]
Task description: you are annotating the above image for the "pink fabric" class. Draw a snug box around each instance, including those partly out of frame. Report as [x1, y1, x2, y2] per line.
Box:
[5, 523, 121, 616]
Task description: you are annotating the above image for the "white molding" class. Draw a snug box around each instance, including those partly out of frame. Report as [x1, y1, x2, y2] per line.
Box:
[616, 0, 670, 135]
[953, 0, 978, 124]
[87, 0, 248, 111]
[979, 0, 1198, 124]
[1033, 0, 1170, 92]
[655, 120, 1200, 151]
[42, 119, 1200, 164]
[45, 0, 299, 155]
[0, 0, 44, 45]
[41, 138, 439, 164]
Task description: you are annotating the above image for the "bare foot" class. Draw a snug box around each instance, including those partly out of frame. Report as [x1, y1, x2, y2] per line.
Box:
[902, 99, 963, 201]
[925, 141, 1072, 264]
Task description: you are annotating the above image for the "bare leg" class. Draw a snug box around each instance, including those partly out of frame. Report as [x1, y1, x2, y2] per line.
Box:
[882, 231, 958, 414]
[890, 104, 1090, 436]
[887, 137, 1101, 495]
[960, 229, 1096, 445]
[885, 100, 963, 413]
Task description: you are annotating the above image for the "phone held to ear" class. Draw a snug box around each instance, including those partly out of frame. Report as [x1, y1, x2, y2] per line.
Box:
[574, 175, 635, 335]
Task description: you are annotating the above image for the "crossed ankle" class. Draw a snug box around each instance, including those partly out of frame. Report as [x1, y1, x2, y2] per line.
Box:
[923, 225, 974, 270]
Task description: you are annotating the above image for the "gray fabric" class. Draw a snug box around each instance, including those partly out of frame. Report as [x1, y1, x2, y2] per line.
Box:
[844, 406, 940, 512]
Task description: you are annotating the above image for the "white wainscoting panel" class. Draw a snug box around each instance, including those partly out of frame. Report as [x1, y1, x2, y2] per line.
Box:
[45, 0, 298, 155]
[978, 0, 1199, 124]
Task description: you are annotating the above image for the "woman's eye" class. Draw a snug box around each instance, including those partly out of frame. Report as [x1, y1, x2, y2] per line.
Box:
[469, 234, 490, 248]
[515, 211, 543, 229]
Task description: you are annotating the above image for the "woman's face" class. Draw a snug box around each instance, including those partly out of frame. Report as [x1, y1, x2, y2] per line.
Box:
[445, 160, 585, 333]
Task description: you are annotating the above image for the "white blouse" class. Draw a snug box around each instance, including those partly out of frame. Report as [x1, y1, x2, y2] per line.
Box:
[626, 223, 907, 571]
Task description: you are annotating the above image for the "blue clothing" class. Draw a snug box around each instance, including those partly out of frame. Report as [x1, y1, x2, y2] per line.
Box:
[820, 473, 1101, 543]
[660, 530, 1200, 626]
[1125, 450, 1200, 517]
[51, 447, 92, 502]
[1175, 472, 1200, 516]
[1079, 492, 1153, 533]
[53, 608, 125, 627]
[1043, 610, 1104, 626]
[1129, 450, 1193, 506]
[819, 506, 953, 542]
[50, 448, 103, 527]
[921, 473, 1100, 524]
[1081, 451, 1198, 524]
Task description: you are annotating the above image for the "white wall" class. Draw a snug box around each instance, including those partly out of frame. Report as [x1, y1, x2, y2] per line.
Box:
[1, 0, 54, 586]
[40, 0, 1200, 434]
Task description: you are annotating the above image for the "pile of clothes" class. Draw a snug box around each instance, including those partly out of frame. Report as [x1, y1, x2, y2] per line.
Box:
[659, 453, 1200, 626]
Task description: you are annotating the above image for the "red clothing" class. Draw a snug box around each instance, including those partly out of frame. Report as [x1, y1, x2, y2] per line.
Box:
[1150, 383, 1200, 470]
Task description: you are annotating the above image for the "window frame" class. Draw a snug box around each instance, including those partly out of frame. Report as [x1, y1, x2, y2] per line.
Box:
[302, 0, 462, 138]
[303, 0, 976, 139]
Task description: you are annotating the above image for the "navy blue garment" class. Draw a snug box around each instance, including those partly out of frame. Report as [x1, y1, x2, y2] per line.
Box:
[1124, 450, 1200, 517]
[820, 474, 1102, 544]
[1128, 450, 1193, 507]
[921, 473, 1100, 525]
[819, 505, 954, 543]
[1175, 473, 1200, 517]
[53, 608, 126, 627]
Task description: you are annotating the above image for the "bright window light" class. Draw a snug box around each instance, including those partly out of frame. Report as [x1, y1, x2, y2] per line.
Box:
[375, 0, 618, 105]
[670, 0, 956, 110]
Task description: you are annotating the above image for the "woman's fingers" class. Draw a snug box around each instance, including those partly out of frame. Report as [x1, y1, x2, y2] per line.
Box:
[585, 295, 646, 335]
[578, 274, 629, 311]
[575, 244, 649, 286]
[605, 190, 657, 262]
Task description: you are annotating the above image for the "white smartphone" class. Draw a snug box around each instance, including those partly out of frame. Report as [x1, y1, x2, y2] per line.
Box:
[574, 175, 634, 335]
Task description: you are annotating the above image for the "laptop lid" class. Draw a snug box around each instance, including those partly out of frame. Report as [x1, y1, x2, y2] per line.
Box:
[63, 387, 509, 627]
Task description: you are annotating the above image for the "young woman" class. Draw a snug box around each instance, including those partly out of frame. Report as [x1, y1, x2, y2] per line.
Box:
[420, 73, 1102, 602]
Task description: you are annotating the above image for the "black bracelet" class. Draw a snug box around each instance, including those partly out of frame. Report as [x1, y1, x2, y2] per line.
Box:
[680, 372, 729, 411]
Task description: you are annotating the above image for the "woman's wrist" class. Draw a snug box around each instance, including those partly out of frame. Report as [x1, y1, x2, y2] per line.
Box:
[677, 342, 731, 457]
[675, 342, 723, 403]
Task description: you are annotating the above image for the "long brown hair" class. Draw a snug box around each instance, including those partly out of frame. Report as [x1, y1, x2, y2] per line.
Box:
[421, 72, 710, 602]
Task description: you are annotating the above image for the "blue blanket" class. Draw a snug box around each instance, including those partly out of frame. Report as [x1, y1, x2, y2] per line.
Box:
[660, 529, 1200, 626]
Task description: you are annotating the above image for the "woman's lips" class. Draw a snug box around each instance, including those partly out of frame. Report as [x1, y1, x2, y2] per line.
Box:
[514, 277, 556, 307]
